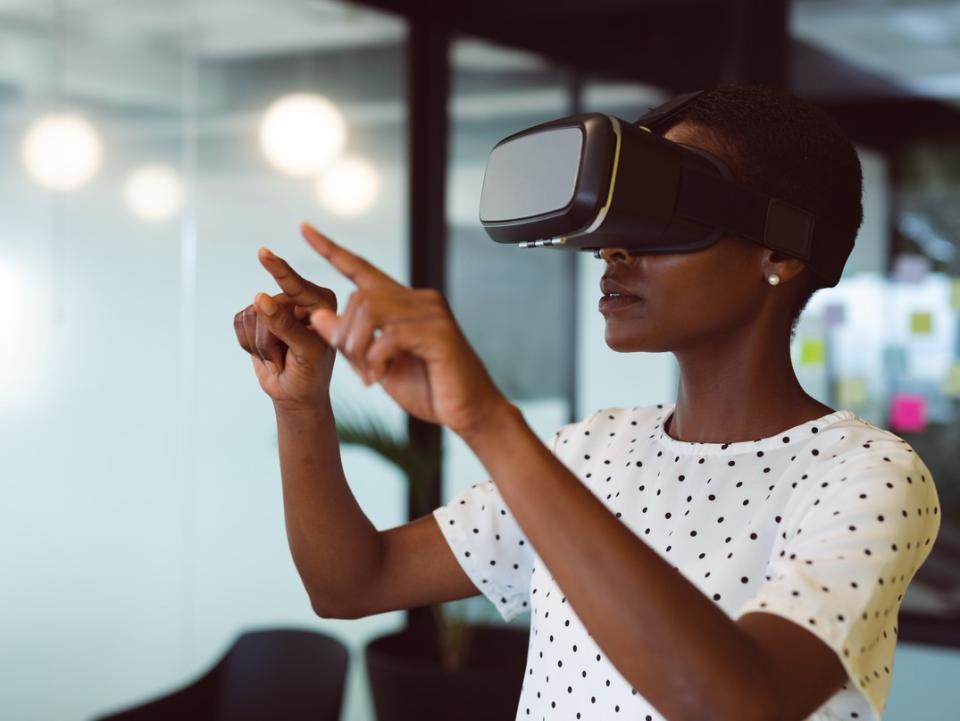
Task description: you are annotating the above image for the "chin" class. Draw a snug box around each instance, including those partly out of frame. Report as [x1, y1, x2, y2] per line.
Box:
[604, 319, 677, 353]
[605, 328, 654, 353]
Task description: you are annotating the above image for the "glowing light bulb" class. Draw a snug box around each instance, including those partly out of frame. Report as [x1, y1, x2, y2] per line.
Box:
[123, 164, 184, 222]
[316, 156, 380, 217]
[21, 113, 103, 191]
[259, 93, 346, 176]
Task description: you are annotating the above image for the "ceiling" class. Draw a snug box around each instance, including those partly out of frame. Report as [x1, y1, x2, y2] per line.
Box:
[0, 0, 957, 148]
[356, 0, 960, 146]
[793, 0, 960, 100]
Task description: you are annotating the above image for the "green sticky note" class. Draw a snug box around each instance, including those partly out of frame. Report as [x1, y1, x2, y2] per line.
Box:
[800, 338, 826, 365]
[910, 311, 933, 335]
[950, 278, 960, 312]
[944, 363, 960, 398]
[837, 377, 867, 406]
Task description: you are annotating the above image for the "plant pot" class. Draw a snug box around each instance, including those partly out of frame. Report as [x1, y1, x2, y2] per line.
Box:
[365, 623, 529, 721]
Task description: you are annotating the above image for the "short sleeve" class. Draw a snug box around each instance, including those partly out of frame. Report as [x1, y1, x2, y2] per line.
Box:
[431, 423, 573, 622]
[735, 445, 941, 721]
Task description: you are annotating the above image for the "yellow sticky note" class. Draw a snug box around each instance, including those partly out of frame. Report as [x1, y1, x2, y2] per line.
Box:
[950, 278, 960, 312]
[800, 338, 826, 365]
[944, 363, 960, 398]
[837, 377, 868, 406]
[910, 311, 933, 335]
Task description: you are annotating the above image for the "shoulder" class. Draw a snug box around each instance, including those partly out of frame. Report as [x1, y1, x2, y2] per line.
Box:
[788, 413, 939, 525]
[813, 414, 934, 488]
[783, 412, 930, 478]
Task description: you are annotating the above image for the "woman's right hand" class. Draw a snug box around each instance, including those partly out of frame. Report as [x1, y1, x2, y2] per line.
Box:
[233, 247, 339, 409]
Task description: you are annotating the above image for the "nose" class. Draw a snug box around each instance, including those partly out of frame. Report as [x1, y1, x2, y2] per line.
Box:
[595, 247, 632, 262]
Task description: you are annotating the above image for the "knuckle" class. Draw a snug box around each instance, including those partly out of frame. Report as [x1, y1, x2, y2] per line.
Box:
[320, 287, 337, 310]
[272, 307, 294, 330]
[419, 287, 444, 305]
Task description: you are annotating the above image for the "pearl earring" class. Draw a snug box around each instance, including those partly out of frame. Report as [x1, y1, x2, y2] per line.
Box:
[767, 273, 781, 286]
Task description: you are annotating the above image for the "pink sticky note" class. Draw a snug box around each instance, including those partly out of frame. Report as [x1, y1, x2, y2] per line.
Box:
[889, 394, 927, 433]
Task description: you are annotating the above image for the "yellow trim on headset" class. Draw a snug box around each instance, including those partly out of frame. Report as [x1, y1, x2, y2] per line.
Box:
[583, 115, 623, 234]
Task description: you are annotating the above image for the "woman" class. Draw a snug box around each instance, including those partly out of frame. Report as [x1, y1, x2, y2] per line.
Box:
[234, 86, 941, 721]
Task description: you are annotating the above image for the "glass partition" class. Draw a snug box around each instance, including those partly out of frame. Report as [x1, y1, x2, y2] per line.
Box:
[0, 2, 407, 720]
[790, 0, 960, 622]
[442, 37, 573, 554]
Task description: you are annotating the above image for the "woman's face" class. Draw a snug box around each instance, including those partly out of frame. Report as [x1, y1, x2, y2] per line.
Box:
[599, 122, 779, 354]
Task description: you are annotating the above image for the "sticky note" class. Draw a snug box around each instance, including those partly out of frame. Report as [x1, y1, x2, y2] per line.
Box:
[910, 311, 933, 335]
[882, 345, 908, 375]
[944, 363, 960, 398]
[889, 394, 927, 433]
[893, 253, 931, 284]
[950, 278, 960, 312]
[799, 338, 825, 365]
[823, 303, 846, 328]
[837, 377, 867, 406]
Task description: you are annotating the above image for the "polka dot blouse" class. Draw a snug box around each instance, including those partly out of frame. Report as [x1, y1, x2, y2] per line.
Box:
[432, 402, 941, 721]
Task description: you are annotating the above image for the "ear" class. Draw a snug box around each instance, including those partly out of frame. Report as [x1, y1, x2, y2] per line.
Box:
[761, 249, 809, 285]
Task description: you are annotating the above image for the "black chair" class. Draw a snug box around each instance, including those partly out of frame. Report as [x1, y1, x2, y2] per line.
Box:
[92, 628, 349, 721]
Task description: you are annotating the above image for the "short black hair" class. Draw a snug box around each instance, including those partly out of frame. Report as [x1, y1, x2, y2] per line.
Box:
[654, 85, 864, 338]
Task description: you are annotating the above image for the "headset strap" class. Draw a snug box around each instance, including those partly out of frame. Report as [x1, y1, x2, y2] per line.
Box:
[676, 167, 852, 287]
[634, 91, 704, 131]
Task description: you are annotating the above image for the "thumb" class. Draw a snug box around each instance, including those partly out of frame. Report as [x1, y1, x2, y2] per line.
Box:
[253, 293, 327, 356]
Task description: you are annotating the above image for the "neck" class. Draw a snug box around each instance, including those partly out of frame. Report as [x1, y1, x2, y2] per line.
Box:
[666, 327, 833, 444]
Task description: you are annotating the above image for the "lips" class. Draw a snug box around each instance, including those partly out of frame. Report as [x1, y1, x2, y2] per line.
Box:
[600, 278, 641, 299]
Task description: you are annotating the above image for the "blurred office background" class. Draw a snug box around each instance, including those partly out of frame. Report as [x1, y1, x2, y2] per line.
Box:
[1, 0, 958, 719]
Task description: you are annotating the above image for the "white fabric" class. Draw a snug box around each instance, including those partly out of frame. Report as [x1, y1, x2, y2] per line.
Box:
[432, 402, 941, 721]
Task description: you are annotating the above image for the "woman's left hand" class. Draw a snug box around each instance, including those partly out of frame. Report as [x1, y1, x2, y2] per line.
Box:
[299, 222, 511, 438]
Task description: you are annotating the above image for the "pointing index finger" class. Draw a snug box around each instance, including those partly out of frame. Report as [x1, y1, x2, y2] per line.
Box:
[301, 222, 401, 290]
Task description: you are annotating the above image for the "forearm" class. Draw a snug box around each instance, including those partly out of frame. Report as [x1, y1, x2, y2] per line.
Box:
[460, 403, 776, 721]
[274, 400, 383, 616]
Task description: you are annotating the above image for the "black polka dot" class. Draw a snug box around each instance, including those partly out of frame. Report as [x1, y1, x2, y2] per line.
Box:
[433, 406, 933, 715]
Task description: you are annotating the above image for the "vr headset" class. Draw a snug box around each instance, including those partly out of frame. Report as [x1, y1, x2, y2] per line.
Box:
[478, 90, 852, 288]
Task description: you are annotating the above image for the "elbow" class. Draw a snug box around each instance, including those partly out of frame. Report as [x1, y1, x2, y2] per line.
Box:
[311, 597, 335, 619]
[311, 590, 363, 620]
[311, 596, 345, 619]
[308, 588, 346, 619]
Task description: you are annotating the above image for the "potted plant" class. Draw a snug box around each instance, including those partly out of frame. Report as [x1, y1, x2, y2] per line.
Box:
[332, 397, 529, 721]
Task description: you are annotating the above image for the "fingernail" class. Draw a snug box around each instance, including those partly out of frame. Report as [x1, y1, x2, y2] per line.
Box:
[257, 294, 278, 316]
[261, 247, 276, 259]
